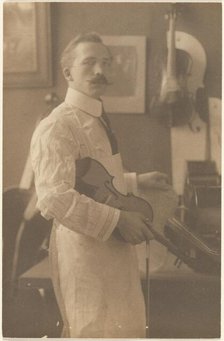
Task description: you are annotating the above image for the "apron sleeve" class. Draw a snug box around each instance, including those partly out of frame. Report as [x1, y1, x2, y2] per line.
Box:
[30, 116, 120, 241]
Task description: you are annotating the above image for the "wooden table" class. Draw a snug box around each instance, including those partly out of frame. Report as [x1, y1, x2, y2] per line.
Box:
[19, 252, 219, 288]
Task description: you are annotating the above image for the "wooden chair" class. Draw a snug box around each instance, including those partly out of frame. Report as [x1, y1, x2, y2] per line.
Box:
[2, 187, 60, 337]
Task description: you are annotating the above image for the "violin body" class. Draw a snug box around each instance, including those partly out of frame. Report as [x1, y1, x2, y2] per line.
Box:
[76, 158, 153, 220]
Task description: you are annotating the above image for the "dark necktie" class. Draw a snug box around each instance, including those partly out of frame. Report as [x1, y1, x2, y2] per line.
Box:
[99, 110, 119, 155]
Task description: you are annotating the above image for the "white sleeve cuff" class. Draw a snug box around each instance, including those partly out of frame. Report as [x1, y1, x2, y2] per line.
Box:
[37, 190, 121, 242]
[96, 207, 121, 241]
[124, 172, 138, 196]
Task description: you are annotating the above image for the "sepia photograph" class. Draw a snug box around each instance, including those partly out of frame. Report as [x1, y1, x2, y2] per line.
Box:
[2, 1, 221, 339]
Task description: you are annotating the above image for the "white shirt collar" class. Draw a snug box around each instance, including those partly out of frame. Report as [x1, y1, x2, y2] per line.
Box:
[65, 87, 102, 117]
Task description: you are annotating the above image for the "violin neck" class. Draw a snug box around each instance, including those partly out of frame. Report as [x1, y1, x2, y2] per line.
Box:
[167, 14, 177, 79]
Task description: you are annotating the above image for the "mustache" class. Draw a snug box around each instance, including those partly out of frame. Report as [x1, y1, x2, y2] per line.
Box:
[88, 75, 113, 85]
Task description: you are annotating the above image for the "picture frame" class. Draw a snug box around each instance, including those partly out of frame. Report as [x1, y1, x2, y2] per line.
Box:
[101, 36, 146, 114]
[3, 2, 52, 88]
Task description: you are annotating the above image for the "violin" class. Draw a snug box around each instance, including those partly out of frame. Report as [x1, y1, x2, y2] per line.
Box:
[75, 157, 221, 272]
[157, 4, 194, 127]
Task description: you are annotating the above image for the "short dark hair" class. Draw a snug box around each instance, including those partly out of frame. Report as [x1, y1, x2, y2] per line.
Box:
[60, 32, 109, 69]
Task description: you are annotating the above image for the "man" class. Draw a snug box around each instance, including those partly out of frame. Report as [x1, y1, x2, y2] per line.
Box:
[31, 32, 169, 338]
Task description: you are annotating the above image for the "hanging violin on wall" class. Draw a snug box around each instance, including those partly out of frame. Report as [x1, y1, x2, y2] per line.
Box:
[158, 4, 194, 127]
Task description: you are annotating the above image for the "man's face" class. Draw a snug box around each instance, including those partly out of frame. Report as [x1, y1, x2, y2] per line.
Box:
[67, 42, 112, 99]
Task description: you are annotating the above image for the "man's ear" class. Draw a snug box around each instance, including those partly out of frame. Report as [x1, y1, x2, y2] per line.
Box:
[63, 67, 73, 81]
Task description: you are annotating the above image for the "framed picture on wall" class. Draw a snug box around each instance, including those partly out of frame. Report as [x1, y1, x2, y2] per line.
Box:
[101, 36, 146, 114]
[3, 2, 52, 88]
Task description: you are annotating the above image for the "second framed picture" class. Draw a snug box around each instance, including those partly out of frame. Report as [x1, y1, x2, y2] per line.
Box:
[102, 36, 146, 114]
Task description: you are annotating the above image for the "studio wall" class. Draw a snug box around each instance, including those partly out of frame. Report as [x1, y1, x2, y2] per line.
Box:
[3, 2, 221, 189]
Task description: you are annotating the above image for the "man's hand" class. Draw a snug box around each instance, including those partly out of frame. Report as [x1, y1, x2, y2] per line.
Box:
[115, 210, 154, 245]
[137, 171, 170, 191]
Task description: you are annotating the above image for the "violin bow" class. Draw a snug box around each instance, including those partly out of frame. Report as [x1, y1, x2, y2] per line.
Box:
[145, 240, 150, 338]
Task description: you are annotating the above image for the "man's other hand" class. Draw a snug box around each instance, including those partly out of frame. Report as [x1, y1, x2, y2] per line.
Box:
[115, 210, 154, 245]
[137, 171, 170, 191]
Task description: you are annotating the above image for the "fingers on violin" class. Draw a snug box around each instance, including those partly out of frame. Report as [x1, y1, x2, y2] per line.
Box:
[129, 230, 145, 245]
[144, 217, 152, 227]
[129, 230, 148, 245]
[143, 228, 154, 241]
[131, 238, 144, 245]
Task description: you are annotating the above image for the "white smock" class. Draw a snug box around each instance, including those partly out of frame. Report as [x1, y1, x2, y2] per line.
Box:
[50, 154, 146, 338]
[30, 88, 146, 338]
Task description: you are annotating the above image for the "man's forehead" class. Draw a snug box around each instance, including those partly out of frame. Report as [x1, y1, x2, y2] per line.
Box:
[73, 42, 111, 59]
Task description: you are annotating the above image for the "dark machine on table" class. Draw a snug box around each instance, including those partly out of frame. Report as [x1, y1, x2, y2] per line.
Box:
[165, 160, 221, 274]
